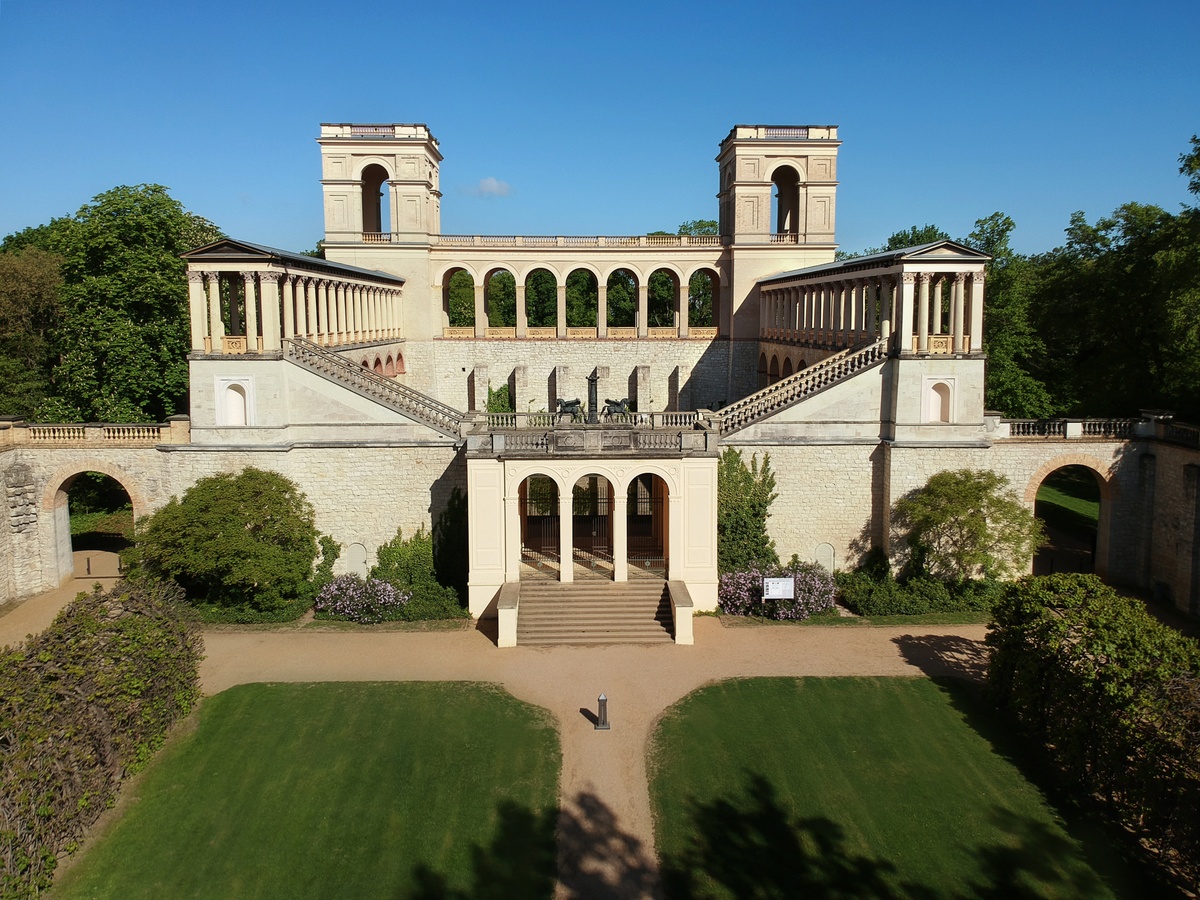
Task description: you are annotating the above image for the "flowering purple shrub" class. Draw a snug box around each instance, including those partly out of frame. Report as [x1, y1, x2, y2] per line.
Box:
[313, 574, 412, 624]
[718, 560, 836, 620]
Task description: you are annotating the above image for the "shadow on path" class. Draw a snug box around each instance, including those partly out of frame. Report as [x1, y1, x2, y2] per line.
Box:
[893, 632, 989, 681]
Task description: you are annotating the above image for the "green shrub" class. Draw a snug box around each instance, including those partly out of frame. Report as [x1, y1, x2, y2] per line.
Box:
[0, 580, 202, 898]
[371, 525, 467, 621]
[836, 569, 999, 616]
[131, 467, 334, 621]
[717, 448, 778, 574]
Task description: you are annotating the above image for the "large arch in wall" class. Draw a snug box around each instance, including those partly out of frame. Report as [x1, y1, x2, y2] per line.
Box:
[1023, 452, 1118, 580]
[41, 461, 148, 588]
[360, 162, 391, 234]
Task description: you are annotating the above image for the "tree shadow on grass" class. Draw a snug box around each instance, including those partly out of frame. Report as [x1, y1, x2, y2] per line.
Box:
[893, 633, 990, 682]
[557, 790, 659, 899]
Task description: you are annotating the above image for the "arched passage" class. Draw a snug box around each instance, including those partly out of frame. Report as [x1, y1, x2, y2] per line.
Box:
[525, 268, 558, 329]
[361, 163, 390, 235]
[606, 269, 637, 328]
[1032, 464, 1104, 576]
[46, 467, 142, 585]
[485, 268, 516, 328]
[782, 357, 794, 378]
[648, 268, 678, 328]
[627, 473, 668, 577]
[443, 268, 474, 328]
[572, 474, 614, 578]
[566, 268, 598, 328]
[768, 355, 780, 384]
[519, 474, 560, 579]
[688, 268, 718, 328]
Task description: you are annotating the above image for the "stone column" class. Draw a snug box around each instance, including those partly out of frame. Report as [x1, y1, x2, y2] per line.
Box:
[678, 278, 689, 339]
[558, 488, 573, 583]
[337, 283, 349, 342]
[597, 283, 608, 338]
[281, 276, 296, 340]
[304, 279, 317, 340]
[349, 285, 360, 341]
[294, 278, 308, 338]
[242, 273, 259, 350]
[952, 273, 966, 353]
[474, 283, 486, 339]
[318, 281, 331, 344]
[187, 271, 207, 351]
[612, 492, 628, 582]
[207, 273, 224, 342]
[515, 283, 528, 338]
[637, 283, 649, 338]
[917, 273, 930, 352]
[865, 280, 877, 339]
[897, 273, 916, 352]
[930, 277, 943, 335]
[259, 273, 281, 351]
[556, 283, 567, 338]
[879, 279, 892, 342]
[969, 272, 985, 351]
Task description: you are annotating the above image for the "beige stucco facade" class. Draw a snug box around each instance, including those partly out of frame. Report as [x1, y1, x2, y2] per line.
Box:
[3, 121, 1198, 634]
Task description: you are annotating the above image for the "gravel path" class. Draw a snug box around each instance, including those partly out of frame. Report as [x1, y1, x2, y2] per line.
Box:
[4, 578, 989, 899]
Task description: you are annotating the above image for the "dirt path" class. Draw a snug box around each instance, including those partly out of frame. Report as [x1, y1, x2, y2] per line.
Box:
[4, 579, 988, 900]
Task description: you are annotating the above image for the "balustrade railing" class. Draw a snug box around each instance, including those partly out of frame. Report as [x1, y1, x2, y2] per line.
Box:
[717, 339, 888, 434]
[285, 338, 464, 438]
[1161, 421, 1200, 449]
[484, 411, 697, 430]
[420, 233, 725, 248]
[998, 419, 1138, 440]
[0, 421, 177, 447]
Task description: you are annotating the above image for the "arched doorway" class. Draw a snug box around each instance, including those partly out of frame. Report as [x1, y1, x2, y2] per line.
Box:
[688, 268, 718, 329]
[627, 474, 668, 578]
[519, 475, 560, 579]
[572, 475, 614, 579]
[1033, 465, 1102, 575]
[771, 165, 801, 236]
[361, 164, 390, 235]
[443, 268, 475, 328]
[56, 471, 136, 580]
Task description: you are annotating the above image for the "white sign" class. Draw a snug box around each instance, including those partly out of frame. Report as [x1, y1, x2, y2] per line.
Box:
[763, 577, 795, 600]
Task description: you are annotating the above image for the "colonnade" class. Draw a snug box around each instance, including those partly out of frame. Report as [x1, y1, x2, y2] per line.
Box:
[759, 269, 985, 355]
[188, 269, 404, 354]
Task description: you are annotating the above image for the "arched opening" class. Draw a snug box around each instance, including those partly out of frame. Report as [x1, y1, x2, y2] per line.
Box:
[224, 383, 247, 426]
[395, 353, 406, 375]
[929, 382, 951, 423]
[768, 355, 780, 384]
[771, 165, 801, 236]
[485, 268, 516, 329]
[384, 355, 395, 377]
[1033, 466, 1102, 576]
[361, 358, 370, 368]
[566, 269, 598, 328]
[373, 357, 384, 375]
[572, 475, 614, 579]
[361, 163, 390, 235]
[758, 353, 769, 390]
[688, 268, 718, 328]
[443, 268, 475, 328]
[606, 269, 637, 328]
[627, 474, 668, 578]
[58, 472, 135, 581]
[648, 269, 677, 328]
[525, 268, 558, 328]
[520, 475, 560, 579]
[781, 357, 794, 378]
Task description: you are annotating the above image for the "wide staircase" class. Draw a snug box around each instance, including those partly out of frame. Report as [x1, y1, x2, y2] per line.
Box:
[717, 337, 889, 435]
[284, 337, 464, 439]
[516, 580, 675, 645]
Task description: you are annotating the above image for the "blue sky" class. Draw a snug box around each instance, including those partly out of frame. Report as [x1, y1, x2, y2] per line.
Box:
[1, 0, 1196, 255]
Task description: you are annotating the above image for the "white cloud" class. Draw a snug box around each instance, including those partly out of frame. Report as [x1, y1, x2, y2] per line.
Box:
[469, 177, 511, 197]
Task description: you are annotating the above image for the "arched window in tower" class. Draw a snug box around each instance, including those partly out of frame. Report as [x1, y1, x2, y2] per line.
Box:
[928, 381, 952, 423]
[225, 384, 247, 426]
[361, 164, 390, 236]
[771, 165, 802, 237]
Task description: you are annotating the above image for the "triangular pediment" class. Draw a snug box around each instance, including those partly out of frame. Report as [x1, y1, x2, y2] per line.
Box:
[898, 240, 990, 261]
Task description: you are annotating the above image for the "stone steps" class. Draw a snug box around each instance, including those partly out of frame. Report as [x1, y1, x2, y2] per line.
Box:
[517, 580, 674, 645]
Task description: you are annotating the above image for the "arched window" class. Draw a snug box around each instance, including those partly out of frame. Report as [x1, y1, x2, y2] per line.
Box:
[771, 165, 801, 236]
[361, 164, 390, 235]
[525, 269, 558, 328]
[395, 353, 406, 375]
[384, 355, 395, 377]
[928, 381, 952, 423]
[647, 269, 677, 328]
[373, 357, 384, 375]
[688, 268, 718, 329]
[606, 269, 637, 328]
[225, 384, 247, 426]
[782, 358, 794, 378]
[444, 268, 475, 328]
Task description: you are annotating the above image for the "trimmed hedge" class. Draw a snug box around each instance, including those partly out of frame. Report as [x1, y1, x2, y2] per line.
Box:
[0, 580, 202, 899]
[988, 574, 1200, 892]
[836, 571, 1001, 616]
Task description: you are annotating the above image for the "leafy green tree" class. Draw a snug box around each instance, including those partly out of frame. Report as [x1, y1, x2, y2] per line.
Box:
[677, 219, 718, 236]
[837, 223, 950, 260]
[688, 270, 715, 327]
[965, 213, 1056, 417]
[485, 270, 516, 327]
[717, 448, 779, 573]
[0, 246, 62, 417]
[132, 467, 326, 616]
[447, 269, 474, 327]
[566, 269, 597, 327]
[525, 269, 557, 327]
[371, 525, 466, 619]
[606, 269, 636, 327]
[891, 469, 1044, 581]
[21, 185, 222, 422]
[1180, 133, 1200, 198]
[648, 270, 674, 327]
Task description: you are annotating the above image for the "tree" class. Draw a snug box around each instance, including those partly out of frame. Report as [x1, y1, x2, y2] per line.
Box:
[837, 223, 950, 260]
[606, 269, 636, 327]
[565, 269, 597, 327]
[525, 269, 557, 328]
[648, 270, 674, 327]
[447, 269, 474, 326]
[677, 219, 717, 236]
[717, 448, 779, 573]
[0, 246, 63, 416]
[133, 467, 325, 615]
[1180, 133, 1200, 198]
[486, 270, 516, 327]
[891, 469, 1044, 581]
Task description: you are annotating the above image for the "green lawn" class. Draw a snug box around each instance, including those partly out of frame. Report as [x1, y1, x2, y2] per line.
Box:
[649, 677, 1160, 899]
[53, 682, 560, 900]
[1036, 466, 1101, 536]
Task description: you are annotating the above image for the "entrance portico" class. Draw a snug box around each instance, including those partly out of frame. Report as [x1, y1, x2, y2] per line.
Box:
[465, 420, 719, 618]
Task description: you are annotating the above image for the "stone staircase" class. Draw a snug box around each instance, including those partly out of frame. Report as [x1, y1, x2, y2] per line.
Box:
[716, 338, 889, 435]
[284, 337, 465, 439]
[516, 580, 675, 645]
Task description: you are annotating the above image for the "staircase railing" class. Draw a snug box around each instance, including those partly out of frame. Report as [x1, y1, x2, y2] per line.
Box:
[717, 339, 889, 435]
[284, 338, 464, 439]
